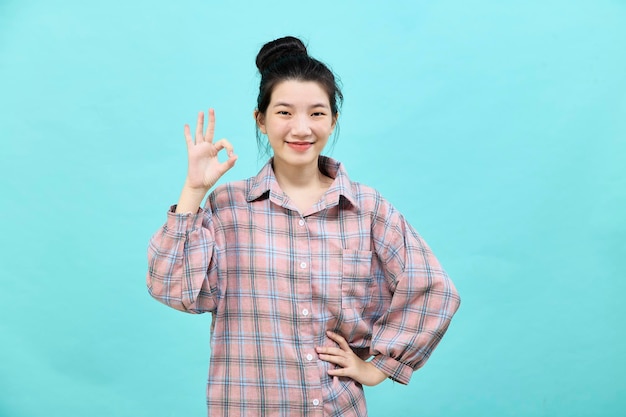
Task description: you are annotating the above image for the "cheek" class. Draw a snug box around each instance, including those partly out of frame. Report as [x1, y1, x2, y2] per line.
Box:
[265, 127, 284, 143]
[267, 122, 289, 137]
[317, 123, 335, 137]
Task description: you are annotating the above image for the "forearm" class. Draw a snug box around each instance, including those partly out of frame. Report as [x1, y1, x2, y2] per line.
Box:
[175, 181, 210, 213]
[370, 269, 460, 384]
[146, 208, 218, 313]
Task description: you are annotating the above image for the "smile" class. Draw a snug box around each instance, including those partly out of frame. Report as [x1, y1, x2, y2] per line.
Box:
[285, 142, 314, 152]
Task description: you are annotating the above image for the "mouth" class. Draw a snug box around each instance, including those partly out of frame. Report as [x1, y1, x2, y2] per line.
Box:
[285, 141, 314, 152]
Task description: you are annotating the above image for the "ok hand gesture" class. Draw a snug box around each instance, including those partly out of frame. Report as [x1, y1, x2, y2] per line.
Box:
[184, 109, 237, 191]
[175, 109, 237, 214]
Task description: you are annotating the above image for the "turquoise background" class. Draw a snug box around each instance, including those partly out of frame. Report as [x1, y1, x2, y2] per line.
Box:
[1, 0, 624, 416]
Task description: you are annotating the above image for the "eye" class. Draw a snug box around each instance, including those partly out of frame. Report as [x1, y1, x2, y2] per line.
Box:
[312, 112, 326, 117]
[277, 111, 290, 115]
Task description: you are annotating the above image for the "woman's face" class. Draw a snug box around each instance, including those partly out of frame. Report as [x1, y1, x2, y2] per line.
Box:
[256, 80, 336, 169]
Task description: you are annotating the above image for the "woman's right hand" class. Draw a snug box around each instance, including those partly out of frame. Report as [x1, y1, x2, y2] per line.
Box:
[184, 109, 237, 191]
[174, 109, 237, 214]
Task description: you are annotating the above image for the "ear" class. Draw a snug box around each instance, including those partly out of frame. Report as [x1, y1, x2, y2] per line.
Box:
[254, 110, 267, 134]
[331, 112, 339, 129]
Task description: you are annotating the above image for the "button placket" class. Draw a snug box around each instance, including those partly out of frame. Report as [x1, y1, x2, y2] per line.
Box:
[293, 213, 322, 413]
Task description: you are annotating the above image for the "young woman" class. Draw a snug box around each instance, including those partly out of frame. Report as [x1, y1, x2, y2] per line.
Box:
[147, 36, 460, 417]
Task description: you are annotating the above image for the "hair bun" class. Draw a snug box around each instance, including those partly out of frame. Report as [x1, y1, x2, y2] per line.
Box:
[256, 36, 308, 73]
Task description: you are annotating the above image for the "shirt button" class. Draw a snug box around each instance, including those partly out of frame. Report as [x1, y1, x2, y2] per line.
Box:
[302, 309, 309, 316]
[300, 262, 307, 269]
[312, 399, 320, 406]
[306, 353, 314, 361]
[298, 219, 305, 226]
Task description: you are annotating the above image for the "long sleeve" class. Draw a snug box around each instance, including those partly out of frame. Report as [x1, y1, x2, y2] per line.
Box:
[146, 205, 219, 314]
[369, 203, 461, 384]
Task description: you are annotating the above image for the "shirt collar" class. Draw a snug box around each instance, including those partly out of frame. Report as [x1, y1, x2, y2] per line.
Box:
[246, 156, 359, 210]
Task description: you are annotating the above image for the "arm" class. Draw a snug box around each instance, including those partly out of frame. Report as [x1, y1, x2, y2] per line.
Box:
[368, 204, 461, 384]
[146, 109, 237, 313]
[147, 207, 219, 313]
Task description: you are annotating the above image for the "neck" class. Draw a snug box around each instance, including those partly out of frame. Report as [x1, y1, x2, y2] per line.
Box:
[273, 157, 325, 190]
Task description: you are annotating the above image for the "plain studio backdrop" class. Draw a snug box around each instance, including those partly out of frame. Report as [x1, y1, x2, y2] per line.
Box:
[1, 1, 624, 416]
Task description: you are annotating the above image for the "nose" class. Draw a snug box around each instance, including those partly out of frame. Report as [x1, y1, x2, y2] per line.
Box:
[290, 115, 312, 137]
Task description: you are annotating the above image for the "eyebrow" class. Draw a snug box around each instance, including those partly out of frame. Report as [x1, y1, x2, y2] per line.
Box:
[272, 102, 330, 109]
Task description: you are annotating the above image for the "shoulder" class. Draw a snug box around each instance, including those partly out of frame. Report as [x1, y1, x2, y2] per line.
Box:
[206, 179, 253, 211]
[350, 181, 399, 221]
[330, 157, 396, 219]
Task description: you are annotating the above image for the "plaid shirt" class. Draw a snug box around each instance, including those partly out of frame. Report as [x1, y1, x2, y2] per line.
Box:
[147, 156, 460, 417]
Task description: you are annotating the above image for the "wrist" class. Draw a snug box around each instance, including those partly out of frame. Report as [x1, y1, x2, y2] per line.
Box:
[175, 181, 210, 214]
[363, 361, 387, 386]
[183, 179, 211, 195]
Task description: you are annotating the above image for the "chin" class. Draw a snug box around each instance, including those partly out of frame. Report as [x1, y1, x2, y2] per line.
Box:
[275, 153, 320, 167]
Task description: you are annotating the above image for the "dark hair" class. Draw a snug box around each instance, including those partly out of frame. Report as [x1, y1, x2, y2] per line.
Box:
[255, 36, 343, 155]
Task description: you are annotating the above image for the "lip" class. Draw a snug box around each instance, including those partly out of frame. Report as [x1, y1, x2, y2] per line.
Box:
[286, 141, 314, 152]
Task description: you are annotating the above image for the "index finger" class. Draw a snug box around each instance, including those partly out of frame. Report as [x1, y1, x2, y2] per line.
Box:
[326, 331, 350, 351]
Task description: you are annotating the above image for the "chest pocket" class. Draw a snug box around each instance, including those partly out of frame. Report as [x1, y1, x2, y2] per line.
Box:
[341, 249, 373, 310]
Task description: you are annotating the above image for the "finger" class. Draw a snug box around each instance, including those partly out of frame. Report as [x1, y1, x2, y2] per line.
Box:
[218, 153, 238, 173]
[326, 331, 351, 351]
[213, 138, 234, 154]
[212, 138, 238, 173]
[195, 111, 204, 143]
[316, 346, 345, 357]
[317, 353, 347, 367]
[204, 108, 215, 143]
[184, 124, 193, 146]
[327, 368, 348, 377]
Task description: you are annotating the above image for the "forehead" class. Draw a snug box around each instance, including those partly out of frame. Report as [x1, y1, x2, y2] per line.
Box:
[270, 80, 330, 107]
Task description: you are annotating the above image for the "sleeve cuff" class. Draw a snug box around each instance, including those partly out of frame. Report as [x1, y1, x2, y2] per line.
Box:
[163, 205, 208, 237]
[369, 355, 414, 385]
